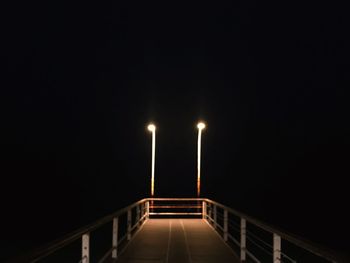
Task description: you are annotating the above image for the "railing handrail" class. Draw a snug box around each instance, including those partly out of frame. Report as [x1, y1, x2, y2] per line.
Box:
[7, 198, 148, 263]
[7, 197, 348, 263]
[147, 197, 206, 201]
[203, 198, 347, 263]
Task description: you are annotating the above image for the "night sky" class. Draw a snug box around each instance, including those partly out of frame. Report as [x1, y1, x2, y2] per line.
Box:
[1, 0, 350, 261]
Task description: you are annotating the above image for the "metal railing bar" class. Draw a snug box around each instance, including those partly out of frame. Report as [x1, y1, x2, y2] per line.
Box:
[227, 231, 271, 263]
[139, 214, 147, 222]
[150, 205, 202, 208]
[215, 211, 224, 218]
[10, 199, 149, 262]
[228, 222, 241, 233]
[227, 233, 240, 247]
[149, 212, 202, 216]
[246, 235, 273, 256]
[118, 234, 127, 245]
[207, 217, 214, 224]
[130, 214, 146, 232]
[111, 215, 148, 261]
[207, 216, 218, 228]
[213, 210, 299, 263]
[97, 247, 113, 263]
[246, 249, 262, 263]
[117, 216, 147, 250]
[9, 198, 348, 263]
[203, 199, 345, 262]
[215, 223, 224, 232]
[281, 253, 297, 263]
[228, 219, 241, 228]
[130, 222, 139, 232]
[147, 198, 206, 201]
[246, 231, 273, 249]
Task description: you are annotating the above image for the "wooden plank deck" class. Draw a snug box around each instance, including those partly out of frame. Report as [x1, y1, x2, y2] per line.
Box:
[111, 219, 240, 263]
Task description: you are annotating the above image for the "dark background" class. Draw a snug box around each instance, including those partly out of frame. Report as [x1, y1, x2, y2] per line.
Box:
[1, 0, 349, 261]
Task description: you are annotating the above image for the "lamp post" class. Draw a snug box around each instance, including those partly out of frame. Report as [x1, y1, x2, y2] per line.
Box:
[197, 122, 206, 197]
[147, 123, 156, 197]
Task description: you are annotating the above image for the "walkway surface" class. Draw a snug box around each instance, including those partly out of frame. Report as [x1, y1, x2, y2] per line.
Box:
[113, 219, 240, 263]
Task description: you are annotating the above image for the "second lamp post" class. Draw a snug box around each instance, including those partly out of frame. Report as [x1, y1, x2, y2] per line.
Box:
[197, 122, 206, 197]
[147, 123, 156, 197]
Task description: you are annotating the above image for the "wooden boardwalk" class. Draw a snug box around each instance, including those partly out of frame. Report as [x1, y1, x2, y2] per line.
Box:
[112, 219, 240, 263]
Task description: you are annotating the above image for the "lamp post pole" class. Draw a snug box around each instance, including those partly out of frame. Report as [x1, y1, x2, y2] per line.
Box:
[147, 124, 156, 198]
[197, 122, 206, 197]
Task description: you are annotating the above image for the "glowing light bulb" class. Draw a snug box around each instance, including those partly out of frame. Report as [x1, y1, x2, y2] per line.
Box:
[147, 124, 156, 132]
[197, 122, 206, 130]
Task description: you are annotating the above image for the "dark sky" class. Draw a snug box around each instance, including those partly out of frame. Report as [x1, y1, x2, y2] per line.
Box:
[1, 0, 350, 261]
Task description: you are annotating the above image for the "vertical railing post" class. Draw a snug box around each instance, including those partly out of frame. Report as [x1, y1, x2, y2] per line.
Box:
[213, 205, 217, 229]
[143, 202, 146, 219]
[207, 202, 211, 220]
[146, 201, 150, 219]
[202, 201, 207, 219]
[240, 218, 246, 262]
[136, 204, 140, 226]
[127, 209, 132, 240]
[224, 209, 228, 242]
[82, 233, 90, 263]
[140, 203, 144, 221]
[273, 233, 281, 263]
[112, 217, 119, 259]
